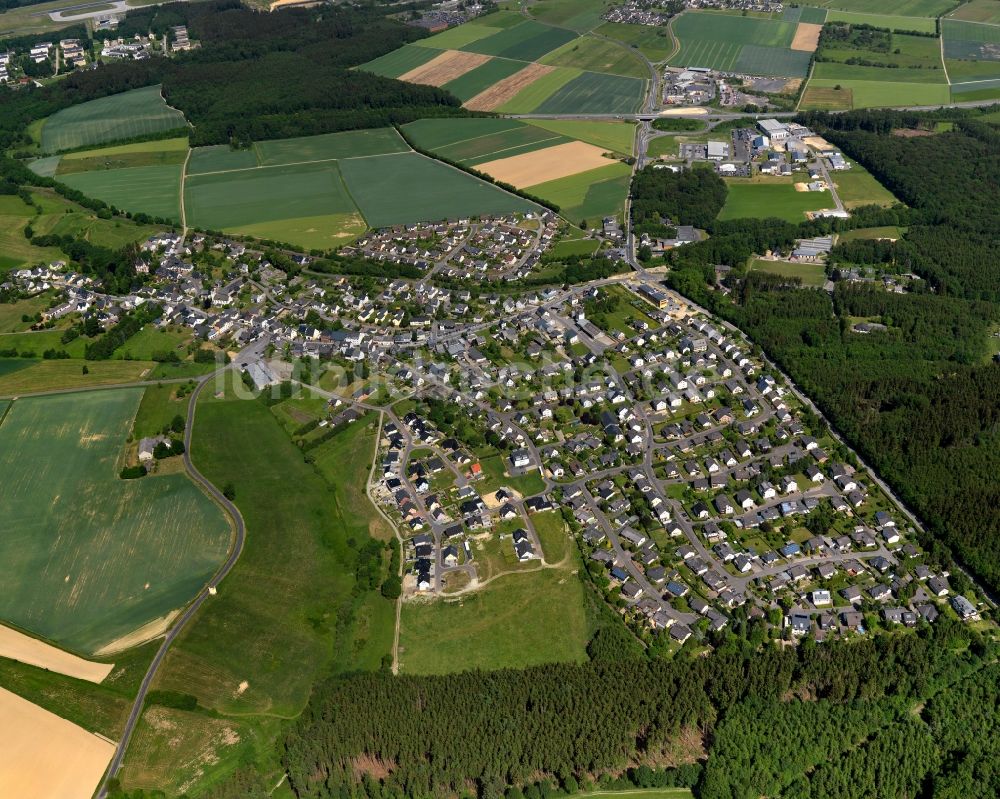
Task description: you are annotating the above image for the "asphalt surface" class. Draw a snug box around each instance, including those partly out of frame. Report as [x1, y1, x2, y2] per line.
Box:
[95, 364, 247, 798]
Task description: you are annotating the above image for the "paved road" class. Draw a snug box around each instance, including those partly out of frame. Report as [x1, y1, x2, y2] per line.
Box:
[95, 362, 247, 799]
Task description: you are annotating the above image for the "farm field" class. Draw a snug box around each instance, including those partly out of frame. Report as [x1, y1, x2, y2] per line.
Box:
[718, 179, 834, 223]
[40, 86, 187, 154]
[404, 118, 568, 164]
[339, 152, 539, 228]
[812, 0, 957, 16]
[58, 164, 183, 223]
[184, 161, 364, 248]
[529, 0, 612, 32]
[812, 61, 948, 84]
[534, 70, 646, 113]
[822, 9, 939, 32]
[530, 161, 633, 224]
[942, 18, 1000, 65]
[0, 359, 153, 395]
[540, 34, 649, 78]
[526, 118, 635, 154]
[112, 325, 192, 361]
[748, 258, 827, 287]
[254, 127, 409, 164]
[951, 0, 1000, 24]
[668, 12, 811, 77]
[357, 43, 440, 78]
[0, 389, 231, 654]
[442, 57, 527, 101]
[596, 21, 677, 61]
[477, 141, 616, 188]
[0, 624, 113, 683]
[461, 19, 578, 61]
[804, 77, 951, 108]
[0, 687, 116, 799]
[832, 164, 899, 208]
[493, 65, 581, 111]
[398, 565, 590, 674]
[800, 84, 854, 110]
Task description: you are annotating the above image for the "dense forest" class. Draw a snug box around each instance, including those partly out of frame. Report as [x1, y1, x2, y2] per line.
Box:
[663, 111, 1000, 597]
[0, 1, 470, 150]
[270, 618, 992, 799]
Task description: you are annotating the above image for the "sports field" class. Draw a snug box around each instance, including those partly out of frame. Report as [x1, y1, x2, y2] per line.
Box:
[718, 179, 834, 223]
[340, 152, 539, 227]
[398, 566, 590, 674]
[0, 389, 231, 654]
[668, 12, 811, 77]
[59, 164, 183, 222]
[185, 162, 364, 248]
[748, 258, 827, 287]
[40, 86, 187, 154]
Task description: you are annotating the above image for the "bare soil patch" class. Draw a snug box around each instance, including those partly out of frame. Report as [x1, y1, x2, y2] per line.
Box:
[477, 141, 614, 188]
[803, 135, 834, 151]
[464, 63, 555, 111]
[791, 22, 823, 52]
[0, 687, 116, 799]
[398, 50, 490, 87]
[892, 128, 936, 137]
[0, 624, 113, 683]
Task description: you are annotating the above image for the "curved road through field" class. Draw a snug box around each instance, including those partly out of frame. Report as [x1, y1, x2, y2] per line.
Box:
[95, 364, 247, 799]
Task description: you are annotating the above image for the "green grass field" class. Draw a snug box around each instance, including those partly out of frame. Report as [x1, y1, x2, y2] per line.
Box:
[596, 21, 677, 61]
[462, 19, 578, 61]
[832, 164, 899, 209]
[113, 325, 193, 361]
[398, 565, 590, 674]
[359, 43, 441, 77]
[0, 389, 231, 654]
[184, 161, 364, 248]
[339, 152, 539, 227]
[805, 77, 951, 107]
[540, 34, 649, 78]
[824, 9, 939, 32]
[749, 258, 827, 287]
[527, 118, 635, 154]
[59, 164, 183, 222]
[534, 70, 646, 113]
[719, 179, 834, 223]
[40, 86, 187, 154]
[531, 161, 632, 223]
[837, 225, 905, 241]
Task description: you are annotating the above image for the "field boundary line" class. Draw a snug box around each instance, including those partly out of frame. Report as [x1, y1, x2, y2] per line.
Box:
[188, 150, 406, 179]
[334, 161, 370, 230]
[430, 121, 533, 152]
[464, 134, 565, 162]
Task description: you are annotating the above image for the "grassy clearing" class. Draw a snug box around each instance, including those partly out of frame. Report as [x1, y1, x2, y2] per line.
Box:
[0, 359, 153, 395]
[832, 164, 899, 208]
[132, 382, 190, 439]
[398, 565, 590, 674]
[0, 389, 231, 654]
[526, 118, 636, 155]
[339, 152, 538, 227]
[114, 325, 192, 361]
[540, 34, 649, 78]
[748, 258, 827, 287]
[41, 86, 187, 154]
[59, 164, 183, 222]
[720, 179, 833, 223]
[837, 225, 905, 241]
[550, 238, 600, 257]
[596, 21, 677, 61]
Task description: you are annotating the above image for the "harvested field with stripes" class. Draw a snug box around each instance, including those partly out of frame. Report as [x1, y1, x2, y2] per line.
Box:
[476, 140, 614, 189]
[397, 49, 491, 87]
[465, 63, 555, 110]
